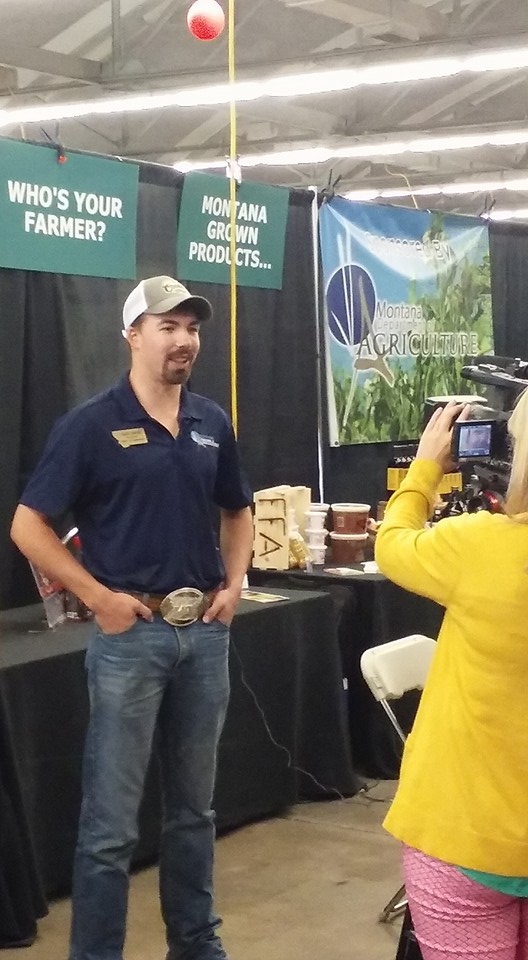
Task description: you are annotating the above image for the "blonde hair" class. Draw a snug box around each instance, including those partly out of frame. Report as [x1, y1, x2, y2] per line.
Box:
[504, 388, 528, 517]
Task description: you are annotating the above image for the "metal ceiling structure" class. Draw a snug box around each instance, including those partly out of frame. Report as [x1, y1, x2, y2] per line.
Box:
[1, 0, 528, 217]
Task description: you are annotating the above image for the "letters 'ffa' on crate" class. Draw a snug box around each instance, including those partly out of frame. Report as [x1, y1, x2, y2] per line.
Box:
[252, 485, 311, 570]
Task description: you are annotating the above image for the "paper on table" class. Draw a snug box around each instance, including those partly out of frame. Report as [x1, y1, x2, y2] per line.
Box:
[240, 590, 290, 603]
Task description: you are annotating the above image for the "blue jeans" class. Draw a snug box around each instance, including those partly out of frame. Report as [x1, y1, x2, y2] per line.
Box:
[69, 615, 230, 960]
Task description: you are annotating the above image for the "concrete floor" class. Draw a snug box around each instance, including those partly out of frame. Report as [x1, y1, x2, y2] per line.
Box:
[4, 781, 404, 960]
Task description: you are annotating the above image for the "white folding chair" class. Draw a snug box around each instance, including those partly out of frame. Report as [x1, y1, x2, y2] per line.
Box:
[360, 634, 437, 923]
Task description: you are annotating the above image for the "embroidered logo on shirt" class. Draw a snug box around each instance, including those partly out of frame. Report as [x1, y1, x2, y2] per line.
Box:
[190, 430, 219, 449]
[112, 428, 148, 448]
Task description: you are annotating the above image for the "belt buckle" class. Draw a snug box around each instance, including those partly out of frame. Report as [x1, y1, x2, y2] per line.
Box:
[160, 587, 205, 626]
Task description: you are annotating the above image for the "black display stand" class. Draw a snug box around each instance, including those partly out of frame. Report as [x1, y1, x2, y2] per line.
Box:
[395, 907, 423, 960]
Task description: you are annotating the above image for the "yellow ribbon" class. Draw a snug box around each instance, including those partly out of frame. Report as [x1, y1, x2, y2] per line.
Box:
[228, 0, 238, 435]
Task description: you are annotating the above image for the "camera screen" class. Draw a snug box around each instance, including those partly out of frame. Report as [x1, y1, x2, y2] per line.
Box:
[457, 422, 493, 458]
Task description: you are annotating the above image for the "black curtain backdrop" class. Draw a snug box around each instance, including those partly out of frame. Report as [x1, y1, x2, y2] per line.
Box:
[489, 221, 528, 358]
[1, 163, 319, 610]
[2, 163, 528, 612]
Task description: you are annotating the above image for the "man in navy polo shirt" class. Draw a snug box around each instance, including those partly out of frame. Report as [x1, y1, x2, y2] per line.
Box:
[11, 276, 253, 960]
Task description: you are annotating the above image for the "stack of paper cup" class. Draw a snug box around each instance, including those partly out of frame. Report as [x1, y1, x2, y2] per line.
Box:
[331, 503, 371, 534]
[327, 503, 371, 565]
[304, 504, 329, 565]
[329, 532, 368, 564]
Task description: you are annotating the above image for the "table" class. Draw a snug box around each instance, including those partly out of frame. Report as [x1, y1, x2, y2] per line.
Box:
[0, 695, 47, 947]
[0, 588, 356, 943]
[248, 567, 444, 778]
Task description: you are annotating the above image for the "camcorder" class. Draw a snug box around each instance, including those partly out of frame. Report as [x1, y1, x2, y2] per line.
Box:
[451, 419, 499, 462]
[427, 357, 528, 513]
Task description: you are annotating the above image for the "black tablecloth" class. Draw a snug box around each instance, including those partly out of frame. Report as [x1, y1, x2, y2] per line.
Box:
[0, 696, 47, 947]
[249, 568, 444, 778]
[0, 589, 356, 941]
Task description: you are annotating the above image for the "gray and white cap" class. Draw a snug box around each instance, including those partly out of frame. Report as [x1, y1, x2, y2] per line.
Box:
[122, 276, 213, 331]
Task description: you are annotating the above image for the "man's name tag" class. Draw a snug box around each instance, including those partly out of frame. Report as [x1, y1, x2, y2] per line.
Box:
[112, 428, 148, 448]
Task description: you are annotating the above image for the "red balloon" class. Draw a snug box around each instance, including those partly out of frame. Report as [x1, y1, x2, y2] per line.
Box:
[187, 0, 225, 40]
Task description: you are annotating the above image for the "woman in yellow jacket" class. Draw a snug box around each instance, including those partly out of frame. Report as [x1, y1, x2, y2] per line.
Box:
[375, 397, 528, 960]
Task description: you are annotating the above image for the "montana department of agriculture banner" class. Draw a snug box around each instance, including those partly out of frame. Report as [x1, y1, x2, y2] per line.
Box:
[0, 139, 138, 278]
[319, 198, 493, 446]
[176, 172, 289, 290]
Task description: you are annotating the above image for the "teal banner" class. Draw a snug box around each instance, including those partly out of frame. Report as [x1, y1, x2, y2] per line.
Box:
[0, 139, 138, 278]
[176, 172, 289, 290]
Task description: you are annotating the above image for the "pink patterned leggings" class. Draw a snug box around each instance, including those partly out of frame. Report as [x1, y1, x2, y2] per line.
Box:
[403, 846, 528, 960]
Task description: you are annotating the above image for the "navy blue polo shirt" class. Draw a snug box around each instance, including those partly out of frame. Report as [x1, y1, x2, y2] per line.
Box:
[20, 375, 252, 594]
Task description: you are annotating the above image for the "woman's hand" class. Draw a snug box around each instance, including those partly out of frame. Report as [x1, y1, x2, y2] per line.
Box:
[416, 401, 472, 473]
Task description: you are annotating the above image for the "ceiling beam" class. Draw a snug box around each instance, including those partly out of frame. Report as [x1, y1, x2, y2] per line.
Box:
[3, 30, 528, 99]
[239, 101, 340, 137]
[10, 0, 156, 91]
[87, 29, 528, 85]
[162, 100, 338, 157]
[400, 74, 511, 127]
[124, 0, 184, 62]
[111, 0, 124, 74]
[280, 0, 447, 40]
[173, 113, 229, 149]
[461, 0, 503, 28]
[0, 42, 102, 83]
[357, 0, 447, 38]
[43, 0, 152, 58]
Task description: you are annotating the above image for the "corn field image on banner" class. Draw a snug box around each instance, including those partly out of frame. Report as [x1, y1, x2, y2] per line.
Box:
[319, 198, 493, 446]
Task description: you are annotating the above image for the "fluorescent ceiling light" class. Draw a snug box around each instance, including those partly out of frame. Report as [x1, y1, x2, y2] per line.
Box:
[2, 43, 528, 124]
[242, 146, 335, 166]
[488, 207, 528, 221]
[345, 176, 528, 202]
[172, 127, 528, 171]
[174, 159, 224, 173]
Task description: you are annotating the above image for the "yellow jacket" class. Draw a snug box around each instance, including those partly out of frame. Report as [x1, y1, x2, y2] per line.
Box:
[375, 459, 528, 876]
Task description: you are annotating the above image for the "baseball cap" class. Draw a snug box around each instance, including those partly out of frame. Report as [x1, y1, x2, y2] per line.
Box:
[122, 276, 213, 331]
